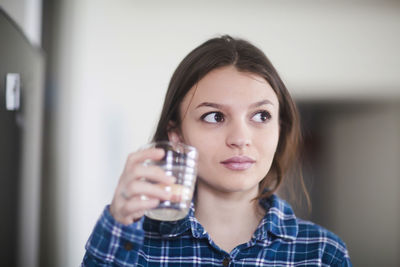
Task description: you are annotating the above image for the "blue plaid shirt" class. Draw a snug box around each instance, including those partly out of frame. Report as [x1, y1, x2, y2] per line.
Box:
[82, 195, 352, 266]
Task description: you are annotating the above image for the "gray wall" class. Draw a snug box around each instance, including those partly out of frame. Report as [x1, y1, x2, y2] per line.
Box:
[300, 102, 400, 267]
[0, 7, 45, 267]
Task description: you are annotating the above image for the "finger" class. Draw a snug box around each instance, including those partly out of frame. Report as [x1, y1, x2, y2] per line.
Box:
[120, 197, 160, 218]
[124, 164, 176, 184]
[120, 210, 145, 225]
[124, 148, 164, 171]
[124, 180, 173, 201]
[130, 210, 146, 223]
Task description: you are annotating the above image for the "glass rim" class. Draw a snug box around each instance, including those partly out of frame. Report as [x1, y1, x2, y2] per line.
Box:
[140, 140, 198, 158]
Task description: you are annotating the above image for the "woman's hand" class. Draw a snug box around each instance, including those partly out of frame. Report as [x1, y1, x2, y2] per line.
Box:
[109, 148, 175, 225]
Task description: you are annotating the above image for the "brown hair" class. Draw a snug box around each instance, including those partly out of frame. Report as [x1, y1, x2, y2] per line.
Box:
[152, 35, 308, 203]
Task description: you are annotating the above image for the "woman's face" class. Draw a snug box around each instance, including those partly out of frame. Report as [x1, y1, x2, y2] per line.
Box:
[169, 66, 280, 196]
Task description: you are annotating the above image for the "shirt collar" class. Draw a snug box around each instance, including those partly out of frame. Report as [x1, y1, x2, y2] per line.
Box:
[157, 202, 208, 239]
[253, 194, 298, 241]
[143, 202, 202, 239]
[147, 194, 298, 241]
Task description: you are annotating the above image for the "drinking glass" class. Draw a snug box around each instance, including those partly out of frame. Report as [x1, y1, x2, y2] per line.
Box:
[142, 141, 198, 221]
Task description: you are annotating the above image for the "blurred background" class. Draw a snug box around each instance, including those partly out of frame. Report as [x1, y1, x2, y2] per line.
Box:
[0, 0, 399, 266]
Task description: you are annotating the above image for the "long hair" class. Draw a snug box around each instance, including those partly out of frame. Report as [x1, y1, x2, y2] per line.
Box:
[152, 35, 307, 203]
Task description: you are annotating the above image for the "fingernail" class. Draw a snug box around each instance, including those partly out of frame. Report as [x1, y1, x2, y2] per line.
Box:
[164, 185, 172, 193]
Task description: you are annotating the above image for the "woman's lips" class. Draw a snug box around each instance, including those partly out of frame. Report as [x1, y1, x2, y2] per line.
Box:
[220, 156, 256, 171]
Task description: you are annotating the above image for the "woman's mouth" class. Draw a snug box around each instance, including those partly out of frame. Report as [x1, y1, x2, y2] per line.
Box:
[220, 156, 256, 171]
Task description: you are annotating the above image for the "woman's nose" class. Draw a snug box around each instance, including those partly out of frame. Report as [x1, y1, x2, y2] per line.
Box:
[226, 120, 251, 149]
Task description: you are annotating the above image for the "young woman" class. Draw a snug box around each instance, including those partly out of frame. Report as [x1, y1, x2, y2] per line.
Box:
[82, 35, 352, 266]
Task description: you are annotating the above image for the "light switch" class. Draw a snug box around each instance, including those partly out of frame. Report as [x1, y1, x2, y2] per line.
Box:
[6, 73, 21, 110]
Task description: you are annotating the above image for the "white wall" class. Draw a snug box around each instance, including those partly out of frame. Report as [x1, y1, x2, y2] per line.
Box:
[49, 1, 400, 266]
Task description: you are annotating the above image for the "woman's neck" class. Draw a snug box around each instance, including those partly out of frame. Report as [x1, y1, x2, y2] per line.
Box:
[194, 182, 265, 252]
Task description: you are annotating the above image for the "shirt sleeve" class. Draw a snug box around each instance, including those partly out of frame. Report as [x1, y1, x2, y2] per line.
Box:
[82, 205, 145, 267]
[330, 242, 353, 267]
[339, 256, 353, 267]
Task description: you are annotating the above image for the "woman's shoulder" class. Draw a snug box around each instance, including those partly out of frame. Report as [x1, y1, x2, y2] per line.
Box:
[265, 195, 347, 245]
[295, 218, 351, 265]
[263, 195, 351, 265]
[295, 217, 347, 246]
[296, 217, 344, 243]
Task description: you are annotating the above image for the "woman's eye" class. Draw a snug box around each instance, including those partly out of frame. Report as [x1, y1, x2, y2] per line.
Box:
[252, 111, 271, 123]
[201, 112, 224, 123]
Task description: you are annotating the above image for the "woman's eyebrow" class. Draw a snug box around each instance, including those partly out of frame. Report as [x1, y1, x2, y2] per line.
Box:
[195, 99, 274, 110]
[195, 102, 224, 109]
[250, 99, 274, 108]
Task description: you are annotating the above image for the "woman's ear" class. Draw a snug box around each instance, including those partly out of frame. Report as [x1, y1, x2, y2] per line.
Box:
[168, 130, 182, 143]
[167, 121, 183, 143]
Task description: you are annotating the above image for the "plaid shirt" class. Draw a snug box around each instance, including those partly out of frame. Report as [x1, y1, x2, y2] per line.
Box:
[82, 195, 352, 266]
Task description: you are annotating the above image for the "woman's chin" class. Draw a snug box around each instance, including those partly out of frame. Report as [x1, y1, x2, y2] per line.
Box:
[198, 178, 260, 196]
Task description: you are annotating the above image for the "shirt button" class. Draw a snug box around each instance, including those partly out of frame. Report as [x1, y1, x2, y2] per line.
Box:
[222, 257, 230, 266]
[124, 242, 133, 251]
